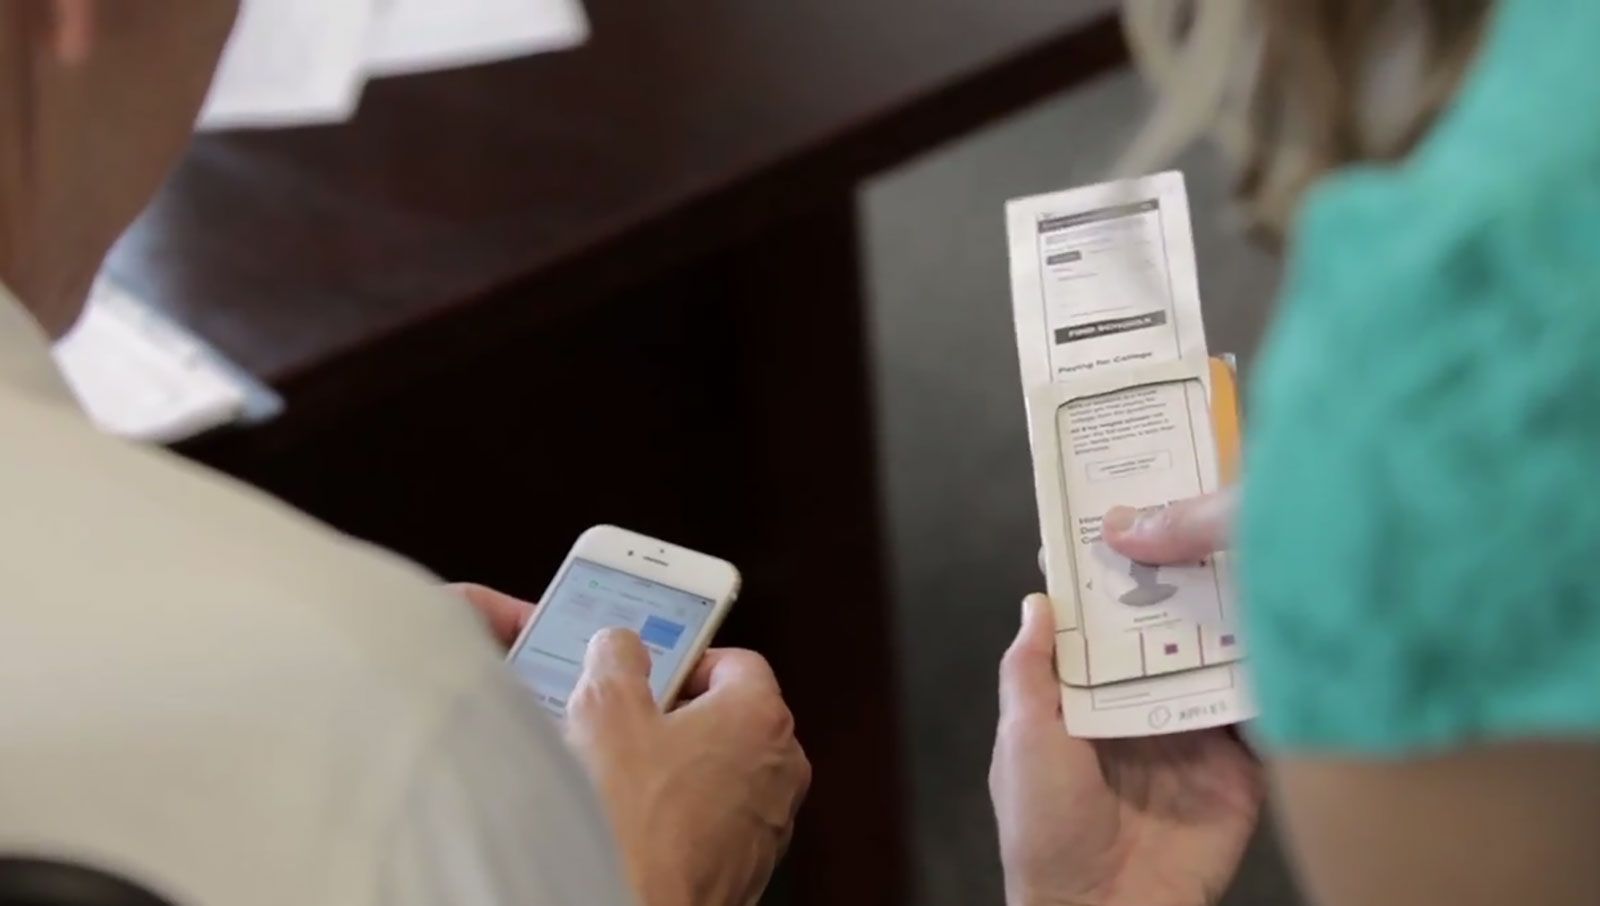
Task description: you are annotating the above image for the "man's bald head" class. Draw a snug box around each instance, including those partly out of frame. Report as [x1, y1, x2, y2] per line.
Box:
[0, 0, 238, 335]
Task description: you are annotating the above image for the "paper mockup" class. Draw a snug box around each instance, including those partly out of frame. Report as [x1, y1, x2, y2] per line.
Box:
[1006, 171, 1255, 738]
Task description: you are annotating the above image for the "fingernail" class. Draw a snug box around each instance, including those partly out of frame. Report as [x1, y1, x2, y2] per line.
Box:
[588, 626, 623, 651]
[1104, 506, 1138, 535]
[1022, 594, 1047, 622]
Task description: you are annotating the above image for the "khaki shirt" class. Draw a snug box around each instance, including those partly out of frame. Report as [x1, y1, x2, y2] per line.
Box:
[0, 287, 632, 906]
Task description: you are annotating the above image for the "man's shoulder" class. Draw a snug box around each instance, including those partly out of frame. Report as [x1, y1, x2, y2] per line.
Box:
[0, 390, 568, 904]
[0, 386, 498, 710]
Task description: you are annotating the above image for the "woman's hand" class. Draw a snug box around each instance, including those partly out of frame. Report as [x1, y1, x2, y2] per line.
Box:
[990, 594, 1261, 906]
[996, 490, 1257, 906]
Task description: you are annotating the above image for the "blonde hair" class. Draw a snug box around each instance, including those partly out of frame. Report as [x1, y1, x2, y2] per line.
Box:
[1118, 0, 1490, 240]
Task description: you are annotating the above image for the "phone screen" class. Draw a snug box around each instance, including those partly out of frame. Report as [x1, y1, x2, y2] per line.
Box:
[509, 558, 716, 715]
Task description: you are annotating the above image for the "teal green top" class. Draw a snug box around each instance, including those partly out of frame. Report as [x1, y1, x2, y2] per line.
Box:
[1241, 0, 1600, 753]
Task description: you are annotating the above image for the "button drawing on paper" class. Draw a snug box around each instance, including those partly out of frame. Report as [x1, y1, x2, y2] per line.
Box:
[1119, 560, 1178, 607]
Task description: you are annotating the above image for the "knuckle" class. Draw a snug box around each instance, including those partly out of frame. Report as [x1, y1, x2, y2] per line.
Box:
[753, 695, 797, 738]
[728, 684, 794, 733]
[987, 734, 1026, 798]
[794, 748, 814, 795]
[994, 713, 1043, 752]
[568, 675, 639, 717]
[1000, 709, 1045, 736]
[1142, 504, 1176, 538]
[994, 712, 1021, 743]
[730, 647, 781, 681]
[565, 686, 602, 723]
[998, 642, 1029, 684]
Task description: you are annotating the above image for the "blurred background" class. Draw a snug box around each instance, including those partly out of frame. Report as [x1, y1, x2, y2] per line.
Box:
[76, 2, 1296, 903]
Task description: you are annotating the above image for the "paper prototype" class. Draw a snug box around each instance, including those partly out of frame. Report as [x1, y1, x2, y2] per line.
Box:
[1006, 171, 1255, 738]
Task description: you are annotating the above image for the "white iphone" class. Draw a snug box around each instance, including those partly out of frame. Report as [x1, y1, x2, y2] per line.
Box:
[506, 525, 740, 716]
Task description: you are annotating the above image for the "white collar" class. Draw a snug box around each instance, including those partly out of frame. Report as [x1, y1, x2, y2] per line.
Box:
[0, 284, 82, 411]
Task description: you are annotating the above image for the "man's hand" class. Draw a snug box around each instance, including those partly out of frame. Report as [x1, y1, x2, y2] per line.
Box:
[990, 594, 1260, 906]
[448, 583, 809, 906]
[565, 629, 811, 906]
[449, 583, 536, 649]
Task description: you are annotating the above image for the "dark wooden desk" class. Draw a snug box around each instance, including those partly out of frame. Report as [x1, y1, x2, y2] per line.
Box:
[110, 3, 1123, 903]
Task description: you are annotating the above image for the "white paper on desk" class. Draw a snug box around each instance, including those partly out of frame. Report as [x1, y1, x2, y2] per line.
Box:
[199, 0, 589, 130]
[1006, 171, 1256, 738]
[53, 279, 280, 444]
[365, 0, 589, 76]
[200, 0, 375, 130]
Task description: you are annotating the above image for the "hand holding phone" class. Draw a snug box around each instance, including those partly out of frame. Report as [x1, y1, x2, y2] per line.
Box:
[506, 525, 739, 716]
[566, 627, 809, 906]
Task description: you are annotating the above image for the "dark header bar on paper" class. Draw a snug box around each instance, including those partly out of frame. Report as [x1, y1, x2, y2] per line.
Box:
[1054, 310, 1168, 345]
[1038, 199, 1158, 234]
